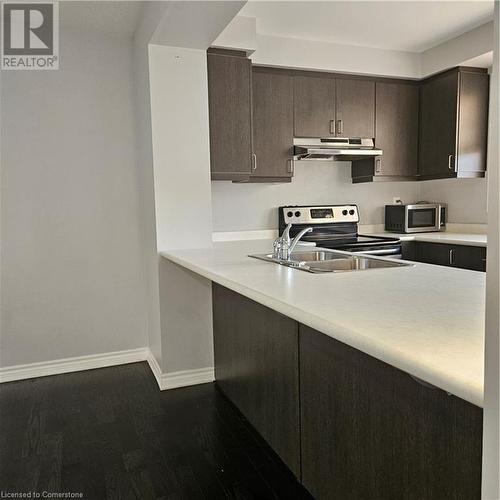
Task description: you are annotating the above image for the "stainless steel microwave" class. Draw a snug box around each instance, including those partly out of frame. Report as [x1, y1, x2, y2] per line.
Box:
[385, 203, 447, 233]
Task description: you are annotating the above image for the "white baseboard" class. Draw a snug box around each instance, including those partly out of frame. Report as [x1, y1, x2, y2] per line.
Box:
[146, 352, 214, 390]
[162, 366, 215, 390]
[146, 350, 163, 389]
[0, 347, 149, 383]
[1, 348, 215, 392]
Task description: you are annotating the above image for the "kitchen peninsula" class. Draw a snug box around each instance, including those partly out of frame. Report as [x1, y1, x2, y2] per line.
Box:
[162, 238, 485, 499]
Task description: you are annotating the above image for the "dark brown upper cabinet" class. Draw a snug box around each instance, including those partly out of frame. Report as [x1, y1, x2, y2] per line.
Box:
[208, 54, 489, 184]
[250, 68, 294, 181]
[293, 75, 375, 139]
[352, 81, 419, 183]
[336, 78, 375, 138]
[293, 75, 336, 137]
[418, 67, 489, 180]
[207, 50, 253, 181]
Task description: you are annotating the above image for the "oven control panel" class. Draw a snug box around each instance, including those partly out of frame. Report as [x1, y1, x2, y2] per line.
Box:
[281, 205, 359, 225]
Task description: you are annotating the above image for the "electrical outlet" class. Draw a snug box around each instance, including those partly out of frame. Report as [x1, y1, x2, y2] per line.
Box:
[393, 197, 402, 205]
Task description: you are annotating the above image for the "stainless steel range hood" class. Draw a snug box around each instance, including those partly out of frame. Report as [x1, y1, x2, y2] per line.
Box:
[293, 137, 382, 161]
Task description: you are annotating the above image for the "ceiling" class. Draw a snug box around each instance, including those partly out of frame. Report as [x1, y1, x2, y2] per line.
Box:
[239, 1, 494, 53]
[60, 1, 145, 37]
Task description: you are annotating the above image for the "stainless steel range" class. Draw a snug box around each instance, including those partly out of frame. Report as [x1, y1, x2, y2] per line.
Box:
[279, 204, 402, 257]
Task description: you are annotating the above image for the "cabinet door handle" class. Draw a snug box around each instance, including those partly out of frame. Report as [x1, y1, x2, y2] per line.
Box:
[448, 154, 455, 171]
[329, 120, 335, 135]
[449, 249, 455, 265]
[252, 153, 257, 172]
[287, 158, 294, 175]
[336, 119, 343, 136]
[375, 157, 382, 174]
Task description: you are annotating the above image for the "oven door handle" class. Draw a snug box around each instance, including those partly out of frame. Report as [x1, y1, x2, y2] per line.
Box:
[360, 248, 401, 256]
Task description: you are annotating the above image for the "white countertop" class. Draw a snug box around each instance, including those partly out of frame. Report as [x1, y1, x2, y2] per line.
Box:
[367, 231, 487, 247]
[162, 240, 485, 407]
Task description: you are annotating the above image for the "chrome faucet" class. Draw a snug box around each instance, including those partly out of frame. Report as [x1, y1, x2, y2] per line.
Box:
[273, 223, 313, 261]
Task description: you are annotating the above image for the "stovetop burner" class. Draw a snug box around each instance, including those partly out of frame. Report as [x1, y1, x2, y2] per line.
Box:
[279, 204, 401, 254]
[304, 233, 400, 250]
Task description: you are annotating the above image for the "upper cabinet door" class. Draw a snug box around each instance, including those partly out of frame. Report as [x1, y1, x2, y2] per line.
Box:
[375, 82, 419, 177]
[252, 69, 294, 179]
[456, 71, 489, 175]
[419, 68, 489, 180]
[418, 70, 459, 179]
[336, 79, 375, 138]
[293, 76, 336, 137]
[207, 51, 253, 180]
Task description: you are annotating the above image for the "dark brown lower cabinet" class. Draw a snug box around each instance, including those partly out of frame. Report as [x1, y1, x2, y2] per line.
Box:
[411, 241, 487, 271]
[212, 283, 300, 476]
[299, 325, 482, 500]
[212, 284, 483, 500]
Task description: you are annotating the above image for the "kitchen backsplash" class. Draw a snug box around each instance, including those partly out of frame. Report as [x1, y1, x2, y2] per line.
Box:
[211, 162, 488, 232]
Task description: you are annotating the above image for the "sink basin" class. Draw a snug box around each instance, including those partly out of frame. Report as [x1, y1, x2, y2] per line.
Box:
[249, 250, 411, 273]
[305, 256, 407, 272]
[286, 250, 346, 262]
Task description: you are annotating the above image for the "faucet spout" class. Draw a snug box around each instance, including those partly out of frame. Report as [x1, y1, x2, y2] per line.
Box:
[273, 224, 313, 261]
[289, 227, 313, 256]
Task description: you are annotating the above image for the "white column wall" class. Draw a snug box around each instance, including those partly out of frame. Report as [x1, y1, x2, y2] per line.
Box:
[148, 44, 214, 375]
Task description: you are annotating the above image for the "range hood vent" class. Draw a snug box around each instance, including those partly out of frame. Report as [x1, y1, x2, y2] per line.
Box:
[293, 137, 382, 161]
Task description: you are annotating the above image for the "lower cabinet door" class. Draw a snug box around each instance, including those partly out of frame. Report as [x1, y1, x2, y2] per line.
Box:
[299, 324, 482, 500]
[212, 283, 301, 476]
[455, 244, 487, 271]
[414, 241, 453, 267]
[415, 241, 486, 271]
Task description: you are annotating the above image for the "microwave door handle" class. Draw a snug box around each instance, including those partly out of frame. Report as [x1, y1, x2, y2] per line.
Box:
[437, 206, 444, 230]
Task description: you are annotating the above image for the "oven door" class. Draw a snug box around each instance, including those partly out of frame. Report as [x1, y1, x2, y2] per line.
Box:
[405, 205, 440, 233]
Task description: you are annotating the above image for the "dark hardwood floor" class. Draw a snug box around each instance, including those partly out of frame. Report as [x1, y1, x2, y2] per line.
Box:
[0, 362, 312, 500]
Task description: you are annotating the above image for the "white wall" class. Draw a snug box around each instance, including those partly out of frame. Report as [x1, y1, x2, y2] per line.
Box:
[420, 178, 488, 224]
[212, 163, 418, 231]
[141, 2, 249, 377]
[151, 1, 246, 49]
[251, 33, 422, 79]
[131, 1, 169, 368]
[159, 259, 213, 373]
[422, 21, 494, 77]
[212, 167, 488, 231]
[149, 45, 213, 251]
[215, 16, 494, 80]
[1, 22, 148, 367]
[148, 44, 214, 374]
[212, 16, 256, 54]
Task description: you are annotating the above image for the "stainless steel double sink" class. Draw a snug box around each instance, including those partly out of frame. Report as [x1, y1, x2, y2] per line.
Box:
[250, 249, 411, 273]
